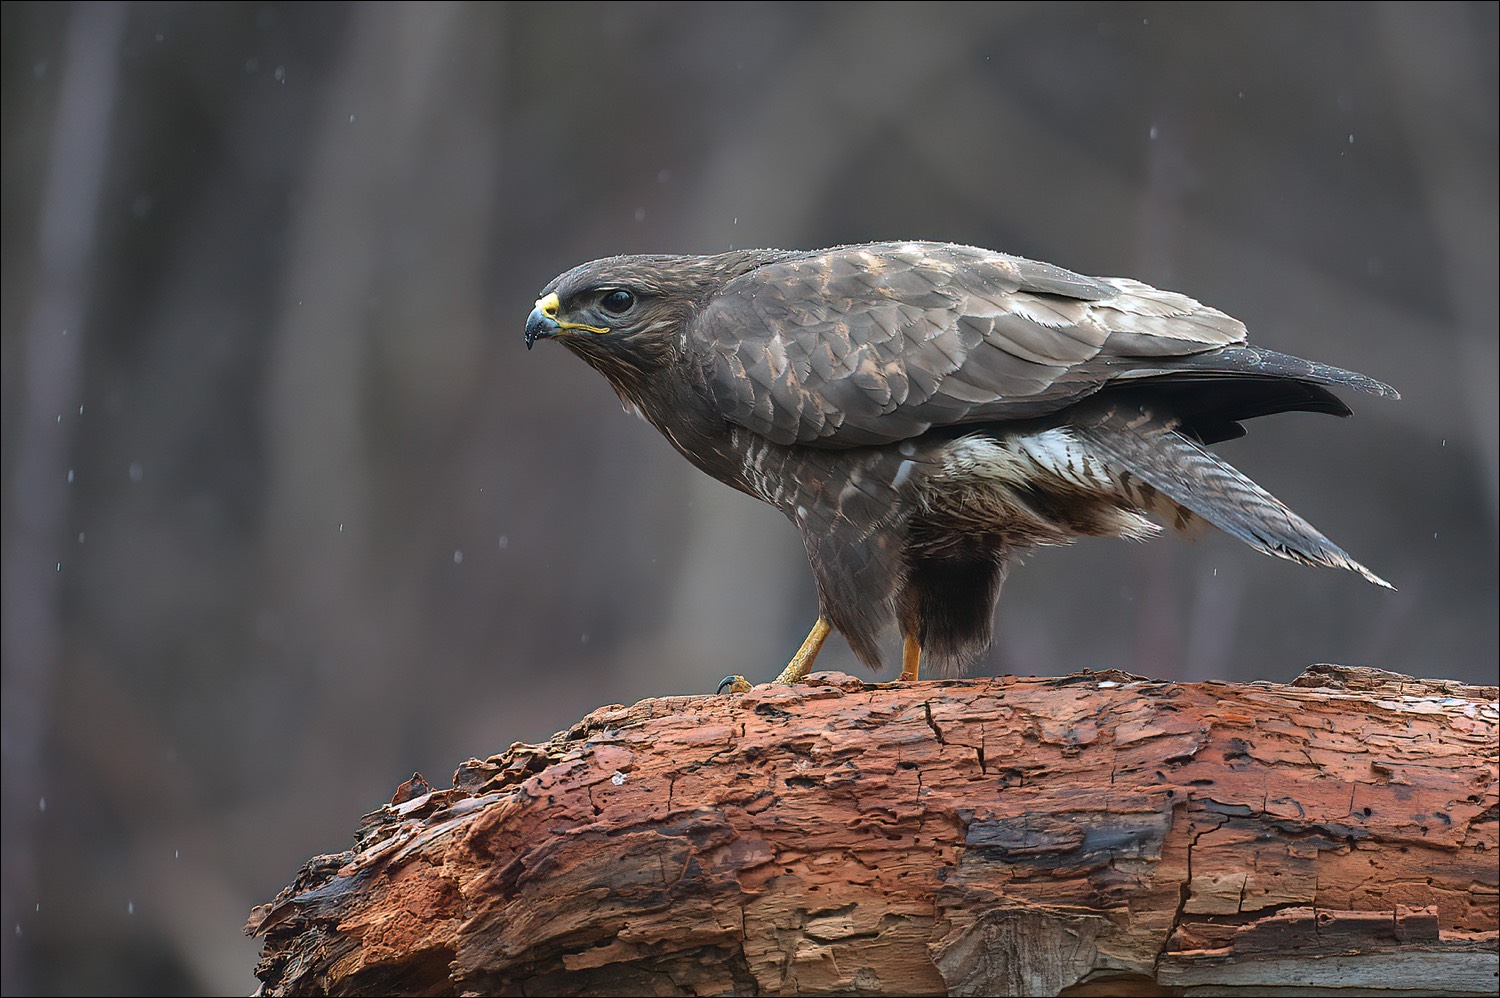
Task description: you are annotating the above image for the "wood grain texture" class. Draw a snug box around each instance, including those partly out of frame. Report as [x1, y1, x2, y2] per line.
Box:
[248, 665, 1499, 996]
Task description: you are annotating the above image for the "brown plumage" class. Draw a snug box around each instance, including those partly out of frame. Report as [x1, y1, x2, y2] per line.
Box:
[524, 241, 1396, 682]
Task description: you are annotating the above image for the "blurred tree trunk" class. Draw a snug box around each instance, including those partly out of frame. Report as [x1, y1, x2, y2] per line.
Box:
[248, 665, 1498, 996]
[0, 6, 126, 995]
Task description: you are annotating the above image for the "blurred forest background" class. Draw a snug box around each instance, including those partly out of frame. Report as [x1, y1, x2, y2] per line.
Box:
[2, 2, 1495, 994]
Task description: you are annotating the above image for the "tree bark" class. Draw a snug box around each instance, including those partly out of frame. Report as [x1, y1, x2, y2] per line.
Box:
[247, 665, 1499, 996]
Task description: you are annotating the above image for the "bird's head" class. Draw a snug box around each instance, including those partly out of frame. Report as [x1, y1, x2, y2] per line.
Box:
[524, 249, 793, 362]
[523, 258, 671, 363]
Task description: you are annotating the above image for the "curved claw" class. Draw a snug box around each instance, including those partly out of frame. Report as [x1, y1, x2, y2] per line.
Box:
[717, 674, 752, 695]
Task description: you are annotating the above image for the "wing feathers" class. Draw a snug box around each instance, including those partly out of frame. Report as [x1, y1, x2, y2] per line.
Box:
[692, 241, 1389, 448]
[985, 312, 1100, 365]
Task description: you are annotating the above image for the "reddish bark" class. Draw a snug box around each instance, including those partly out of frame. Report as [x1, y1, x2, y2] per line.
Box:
[248, 665, 1499, 996]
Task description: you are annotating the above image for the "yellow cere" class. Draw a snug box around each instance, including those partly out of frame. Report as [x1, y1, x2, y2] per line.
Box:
[535, 292, 610, 335]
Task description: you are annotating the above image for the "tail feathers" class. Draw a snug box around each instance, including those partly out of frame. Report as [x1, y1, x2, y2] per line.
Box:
[1116, 346, 1401, 401]
[1073, 420, 1393, 590]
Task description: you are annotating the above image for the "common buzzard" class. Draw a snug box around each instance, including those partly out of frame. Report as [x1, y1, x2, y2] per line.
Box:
[524, 241, 1395, 685]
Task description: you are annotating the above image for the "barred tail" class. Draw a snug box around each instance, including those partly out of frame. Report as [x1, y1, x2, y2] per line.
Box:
[1073, 416, 1393, 589]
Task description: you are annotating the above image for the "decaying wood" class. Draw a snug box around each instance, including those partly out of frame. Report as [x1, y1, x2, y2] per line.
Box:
[248, 665, 1499, 996]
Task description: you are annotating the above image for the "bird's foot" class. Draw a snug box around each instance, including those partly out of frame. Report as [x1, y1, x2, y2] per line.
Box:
[717, 617, 834, 694]
[717, 674, 752, 695]
[863, 636, 922, 688]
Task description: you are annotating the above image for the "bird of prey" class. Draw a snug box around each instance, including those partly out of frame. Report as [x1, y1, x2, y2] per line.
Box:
[524, 241, 1395, 686]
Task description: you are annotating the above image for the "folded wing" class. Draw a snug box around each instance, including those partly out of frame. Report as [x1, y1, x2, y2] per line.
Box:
[690, 241, 1392, 448]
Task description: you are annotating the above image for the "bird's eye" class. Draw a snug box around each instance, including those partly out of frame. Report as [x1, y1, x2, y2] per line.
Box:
[600, 289, 635, 315]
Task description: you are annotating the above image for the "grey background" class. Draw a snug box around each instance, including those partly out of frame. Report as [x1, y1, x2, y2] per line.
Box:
[3, 2, 1495, 994]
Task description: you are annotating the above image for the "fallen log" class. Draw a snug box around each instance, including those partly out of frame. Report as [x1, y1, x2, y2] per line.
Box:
[248, 664, 1499, 996]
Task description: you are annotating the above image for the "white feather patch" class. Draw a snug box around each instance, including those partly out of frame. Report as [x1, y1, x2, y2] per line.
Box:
[943, 429, 1112, 489]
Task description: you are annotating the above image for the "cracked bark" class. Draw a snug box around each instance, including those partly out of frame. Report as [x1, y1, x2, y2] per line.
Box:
[247, 665, 1499, 996]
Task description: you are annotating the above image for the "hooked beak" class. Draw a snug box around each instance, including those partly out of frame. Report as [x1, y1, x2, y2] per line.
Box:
[524, 292, 561, 350]
[524, 291, 611, 350]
